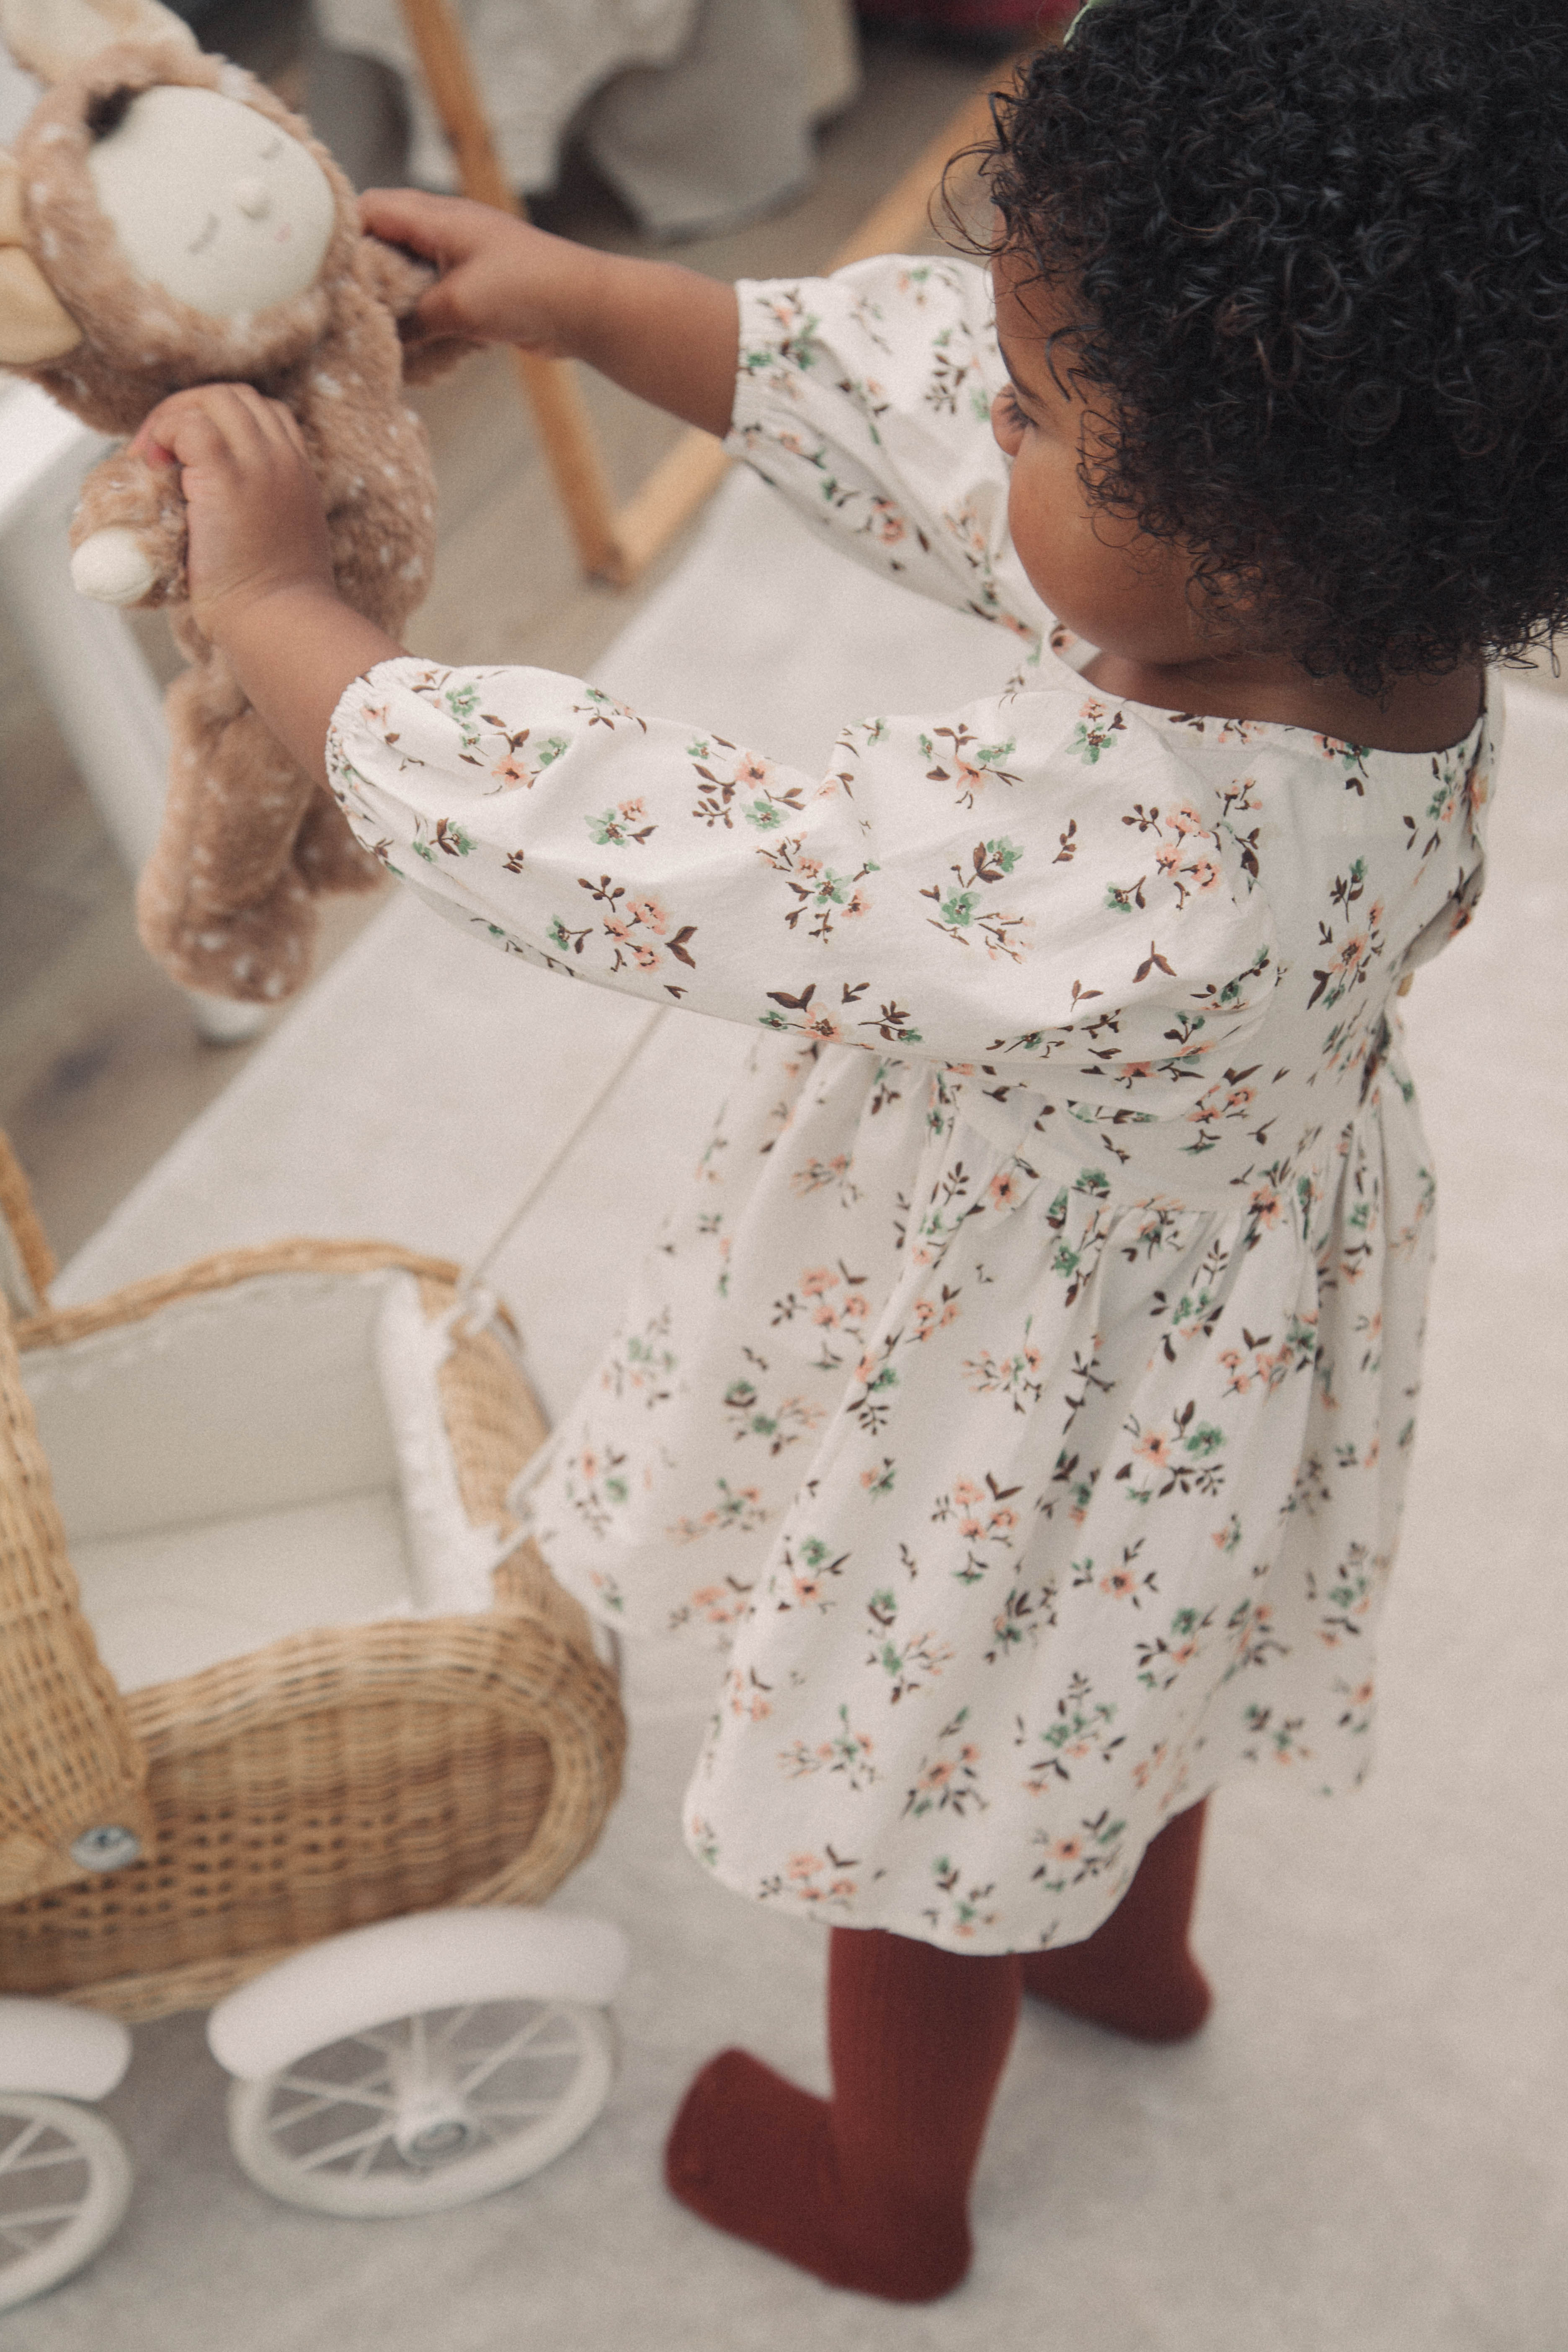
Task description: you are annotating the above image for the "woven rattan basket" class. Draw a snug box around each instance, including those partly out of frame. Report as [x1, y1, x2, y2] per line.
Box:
[0, 1133, 624, 2024]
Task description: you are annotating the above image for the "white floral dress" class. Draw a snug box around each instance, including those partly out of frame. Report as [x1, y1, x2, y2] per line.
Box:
[325, 256, 1495, 1954]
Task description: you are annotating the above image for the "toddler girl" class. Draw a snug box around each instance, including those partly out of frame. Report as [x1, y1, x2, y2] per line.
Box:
[133, 0, 1568, 2304]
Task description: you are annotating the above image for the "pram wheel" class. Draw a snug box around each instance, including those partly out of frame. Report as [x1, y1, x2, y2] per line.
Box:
[0, 2095, 133, 2311]
[224, 1998, 615, 2217]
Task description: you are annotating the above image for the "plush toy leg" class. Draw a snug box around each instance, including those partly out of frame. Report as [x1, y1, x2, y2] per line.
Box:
[293, 784, 384, 895]
[137, 659, 317, 1003]
[68, 447, 189, 609]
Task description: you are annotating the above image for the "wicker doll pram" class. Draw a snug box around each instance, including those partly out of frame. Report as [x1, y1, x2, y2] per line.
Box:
[0, 1131, 627, 2300]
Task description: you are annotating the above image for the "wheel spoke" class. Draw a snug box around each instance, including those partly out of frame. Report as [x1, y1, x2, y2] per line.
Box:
[291, 2122, 395, 2174]
[466, 2096, 555, 2122]
[277, 2073, 397, 2112]
[0, 2118, 49, 2175]
[0, 2143, 88, 2174]
[456, 2011, 572, 2095]
[407, 2010, 429, 2084]
[271, 2091, 366, 2131]
[432, 2005, 477, 2049]
[0, 2202, 82, 2229]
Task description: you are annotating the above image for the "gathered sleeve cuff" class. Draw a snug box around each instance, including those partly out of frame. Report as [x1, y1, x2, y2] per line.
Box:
[725, 256, 1048, 649]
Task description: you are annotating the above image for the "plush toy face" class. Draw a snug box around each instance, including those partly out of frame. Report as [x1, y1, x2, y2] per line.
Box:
[0, 28, 362, 425]
[87, 85, 335, 317]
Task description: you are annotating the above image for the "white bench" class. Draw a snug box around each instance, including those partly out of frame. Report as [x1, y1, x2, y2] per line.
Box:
[0, 374, 266, 1041]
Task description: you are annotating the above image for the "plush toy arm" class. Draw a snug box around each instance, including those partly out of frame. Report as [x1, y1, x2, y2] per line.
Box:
[356, 233, 481, 387]
[69, 446, 187, 607]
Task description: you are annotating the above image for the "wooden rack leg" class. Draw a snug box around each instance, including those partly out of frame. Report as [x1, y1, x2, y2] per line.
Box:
[611, 59, 1047, 581]
[397, 0, 630, 583]
[397, 0, 1052, 587]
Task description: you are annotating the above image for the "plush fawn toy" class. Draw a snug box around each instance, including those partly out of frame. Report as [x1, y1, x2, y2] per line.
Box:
[0, 0, 469, 1003]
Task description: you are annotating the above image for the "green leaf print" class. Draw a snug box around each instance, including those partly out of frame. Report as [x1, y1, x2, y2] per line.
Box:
[1027, 1809, 1127, 1893]
[1071, 708, 1126, 762]
[778, 1705, 878, 1792]
[903, 1710, 985, 1819]
[921, 1857, 1001, 1940]
[866, 1588, 953, 1702]
[585, 802, 655, 846]
[1020, 1671, 1122, 1790]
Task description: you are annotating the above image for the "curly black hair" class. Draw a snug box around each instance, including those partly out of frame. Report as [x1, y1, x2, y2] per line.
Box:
[967, 0, 1568, 694]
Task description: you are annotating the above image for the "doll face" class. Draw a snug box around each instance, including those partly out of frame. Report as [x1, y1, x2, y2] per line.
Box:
[86, 84, 335, 318]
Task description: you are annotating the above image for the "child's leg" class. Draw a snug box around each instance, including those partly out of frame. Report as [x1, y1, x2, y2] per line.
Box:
[665, 1926, 1022, 2302]
[1021, 1796, 1211, 2042]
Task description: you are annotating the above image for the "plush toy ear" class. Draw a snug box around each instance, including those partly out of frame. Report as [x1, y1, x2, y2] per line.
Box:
[0, 149, 81, 360]
[0, 0, 195, 84]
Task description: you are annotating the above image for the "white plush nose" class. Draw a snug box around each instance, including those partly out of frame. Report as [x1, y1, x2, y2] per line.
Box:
[231, 177, 271, 219]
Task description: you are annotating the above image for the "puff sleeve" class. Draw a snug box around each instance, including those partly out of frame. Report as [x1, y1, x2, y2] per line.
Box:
[726, 256, 1048, 646]
[327, 658, 1277, 1108]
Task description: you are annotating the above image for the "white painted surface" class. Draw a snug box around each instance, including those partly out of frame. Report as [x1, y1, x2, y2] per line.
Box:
[0, 1999, 131, 2100]
[208, 1910, 630, 2079]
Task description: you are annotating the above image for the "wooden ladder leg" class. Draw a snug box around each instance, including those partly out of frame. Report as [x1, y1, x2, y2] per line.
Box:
[610, 46, 1052, 583]
[395, 5, 1051, 588]
[396, 0, 631, 583]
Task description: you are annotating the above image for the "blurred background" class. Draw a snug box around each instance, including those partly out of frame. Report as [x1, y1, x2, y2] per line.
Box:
[0, 0, 1560, 1266]
[0, 0, 1073, 1264]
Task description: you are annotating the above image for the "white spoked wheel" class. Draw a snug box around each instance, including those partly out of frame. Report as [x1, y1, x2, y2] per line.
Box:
[0, 2096, 132, 2313]
[225, 1999, 615, 2217]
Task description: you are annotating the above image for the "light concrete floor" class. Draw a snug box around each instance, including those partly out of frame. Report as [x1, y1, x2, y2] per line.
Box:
[0, 15, 993, 1262]
[14, 468, 1565, 2352]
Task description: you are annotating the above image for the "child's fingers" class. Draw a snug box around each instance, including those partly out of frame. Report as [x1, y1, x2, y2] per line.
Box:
[132, 384, 306, 473]
[359, 186, 489, 266]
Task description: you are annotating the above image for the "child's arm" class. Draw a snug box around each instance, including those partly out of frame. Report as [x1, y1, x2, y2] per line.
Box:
[360, 195, 1037, 644]
[129, 384, 398, 786]
[131, 382, 1273, 1089]
[358, 189, 740, 441]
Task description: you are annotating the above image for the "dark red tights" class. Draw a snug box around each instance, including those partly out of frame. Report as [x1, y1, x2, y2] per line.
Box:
[1021, 1795, 1212, 2042]
[664, 1800, 1210, 2302]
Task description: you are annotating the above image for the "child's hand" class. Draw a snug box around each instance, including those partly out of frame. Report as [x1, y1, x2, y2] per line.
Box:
[131, 384, 337, 643]
[358, 188, 601, 358]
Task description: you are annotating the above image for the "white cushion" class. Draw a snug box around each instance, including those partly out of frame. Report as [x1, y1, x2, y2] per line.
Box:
[70, 1486, 414, 1693]
[21, 1265, 511, 1692]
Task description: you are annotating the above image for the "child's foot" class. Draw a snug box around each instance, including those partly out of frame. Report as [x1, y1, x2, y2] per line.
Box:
[1020, 1942, 1212, 2042]
[663, 2046, 971, 2303]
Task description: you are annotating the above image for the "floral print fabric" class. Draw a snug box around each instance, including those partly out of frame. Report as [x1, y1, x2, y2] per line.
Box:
[325, 256, 1496, 1953]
